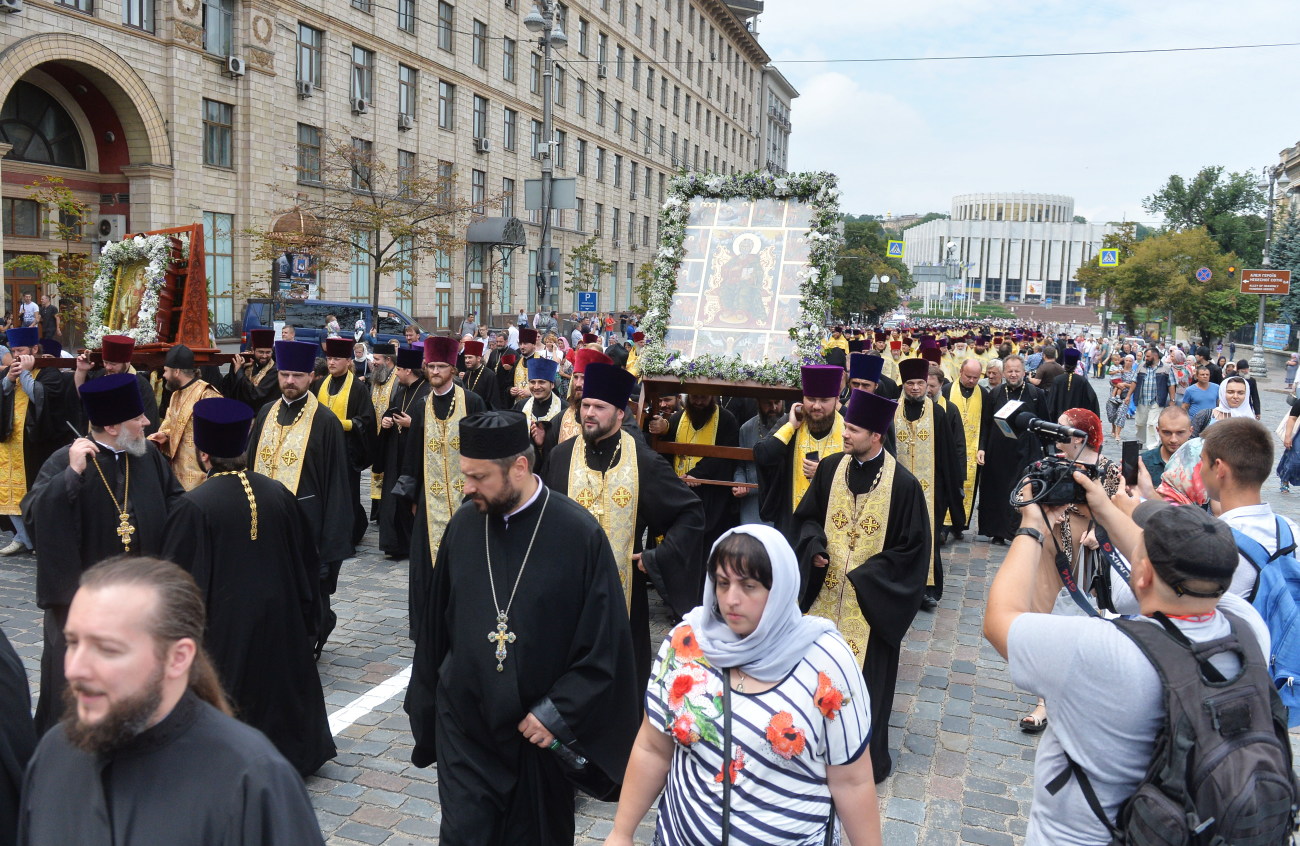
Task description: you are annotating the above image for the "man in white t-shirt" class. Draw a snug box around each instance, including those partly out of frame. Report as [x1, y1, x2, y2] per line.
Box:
[985, 477, 1269, 846]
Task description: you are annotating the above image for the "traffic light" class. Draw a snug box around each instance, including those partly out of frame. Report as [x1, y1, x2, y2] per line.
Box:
[1227, 265, 1237, 279]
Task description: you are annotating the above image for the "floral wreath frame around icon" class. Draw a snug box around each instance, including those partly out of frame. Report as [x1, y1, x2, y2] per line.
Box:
[85, 233, 191, 350]
[639, 170, 843, 386]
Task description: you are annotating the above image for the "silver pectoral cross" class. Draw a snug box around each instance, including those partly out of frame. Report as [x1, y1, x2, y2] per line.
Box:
[487, 614, 516, 672]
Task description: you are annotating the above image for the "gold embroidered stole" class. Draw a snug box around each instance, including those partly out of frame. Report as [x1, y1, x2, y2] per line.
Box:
[808, 453, 896, 657]
[317, 371, 355, 430]
[249, 362, 272, 387]
[522, 395, 563, 425]
[626, 347, 641, 377]
[254, 394, 321, 494]
[423, 386, 467, 566]
[513, 354, 533, 389]
[672, 406, 719, 476]
[568, 430, 639, 612]
[0, 386, 30, 515]
[161, 379, 223, 491]
[948, 386, 982, 523]
[791, 414, 845, 511]
[558, 406, 583, 443]
[369, 375, 396, 500]
[895, 399, 938, 585]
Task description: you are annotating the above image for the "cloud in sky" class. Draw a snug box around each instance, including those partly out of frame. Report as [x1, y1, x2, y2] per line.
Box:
[758, 0, 1295, 224]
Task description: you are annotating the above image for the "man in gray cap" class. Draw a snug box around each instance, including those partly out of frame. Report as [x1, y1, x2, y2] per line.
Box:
[984, 474, 1272, 845]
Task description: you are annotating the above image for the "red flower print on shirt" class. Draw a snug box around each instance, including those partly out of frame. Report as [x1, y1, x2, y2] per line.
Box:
[714, 749, 746, 784]
[671, 625, 703, 662]
[814, 671, 848, 720]
[766, 711, 806, 759]
[671, 714, 699, 746]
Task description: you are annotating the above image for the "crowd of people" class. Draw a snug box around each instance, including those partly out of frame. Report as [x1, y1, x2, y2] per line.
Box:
[0, 313, 1294, 846]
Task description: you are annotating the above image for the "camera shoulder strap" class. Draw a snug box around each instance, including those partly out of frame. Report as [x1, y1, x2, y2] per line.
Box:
[1049, 522, 1102, 617]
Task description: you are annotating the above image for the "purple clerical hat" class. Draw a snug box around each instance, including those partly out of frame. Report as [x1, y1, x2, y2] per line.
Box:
[1063, 347, 1082, 366]
[274, 340, 317, 374]
[844, 388, 897, 434]
[7, 327, 37, 349]
[79, 372, 144, 427]
[800, 365, 843, 399]
[192, 397, 255, 458]
[848, 353, 884, 383]
[582, 362, 636, 409]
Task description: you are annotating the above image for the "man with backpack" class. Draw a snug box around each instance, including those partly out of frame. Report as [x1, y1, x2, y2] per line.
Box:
[984, 472, 1296, 845]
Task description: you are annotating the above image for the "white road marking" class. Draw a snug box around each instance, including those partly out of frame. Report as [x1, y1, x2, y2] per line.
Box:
[327, 663, 413, 736]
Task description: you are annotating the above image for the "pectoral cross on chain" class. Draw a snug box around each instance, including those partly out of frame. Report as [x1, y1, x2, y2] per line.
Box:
[487, 613, 516, 672]
[116, 513, 135, 552]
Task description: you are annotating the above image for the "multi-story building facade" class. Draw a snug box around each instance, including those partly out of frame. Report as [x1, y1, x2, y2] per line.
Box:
[904, 192, 1118, 305]
[0, 0, 782, 333]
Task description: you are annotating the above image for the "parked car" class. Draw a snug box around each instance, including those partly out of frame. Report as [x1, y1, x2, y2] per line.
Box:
[240, 299, 424, 349]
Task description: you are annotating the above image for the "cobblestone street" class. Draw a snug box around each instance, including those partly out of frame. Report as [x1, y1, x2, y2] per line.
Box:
[2, 368, 1298, 845]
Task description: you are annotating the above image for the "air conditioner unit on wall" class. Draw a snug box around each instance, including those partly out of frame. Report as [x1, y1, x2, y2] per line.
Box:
[97, 215, 127, 242]
[226, 56, 246, 77]
[398, 114, 414, 130]
[296, 80, 315, 98]
[474, 137, 491, 153]
[352, 98, 370, 115]
[596, 64, 608, 79]
[0, 0, 24, 13]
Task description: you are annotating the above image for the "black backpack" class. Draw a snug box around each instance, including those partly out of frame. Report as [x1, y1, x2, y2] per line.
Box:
[1048, 611, 1300, 845]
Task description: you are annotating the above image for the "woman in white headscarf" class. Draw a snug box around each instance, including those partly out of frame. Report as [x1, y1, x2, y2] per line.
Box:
[1191, 375, 1253, 435]
[606, 525, 881, 846]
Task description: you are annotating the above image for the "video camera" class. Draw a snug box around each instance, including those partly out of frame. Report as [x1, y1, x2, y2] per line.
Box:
[993, 402, 1100, 507]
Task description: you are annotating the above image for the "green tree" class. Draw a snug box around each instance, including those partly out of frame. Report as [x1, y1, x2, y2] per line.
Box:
[1271, 206, 1300, 323]
[1142, 166, 1266, 259]
[1076, 222, 1141, 329]
[3, 176, 96, 329]
[564, 236, 614, 294]
[832, 248, 906, 322]
[632, 261, 655, 309]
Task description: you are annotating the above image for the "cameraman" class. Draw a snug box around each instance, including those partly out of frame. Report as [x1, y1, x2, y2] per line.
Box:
[984, 473, 1268, 846]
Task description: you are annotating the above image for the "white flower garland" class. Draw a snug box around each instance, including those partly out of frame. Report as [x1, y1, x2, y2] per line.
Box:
[640, 170, 843, 386]
[84, 233, 186, 349]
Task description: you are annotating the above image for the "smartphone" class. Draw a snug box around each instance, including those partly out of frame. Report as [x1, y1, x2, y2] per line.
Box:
[1121, 441, 1140, 487]
[806, 451, 819, 462]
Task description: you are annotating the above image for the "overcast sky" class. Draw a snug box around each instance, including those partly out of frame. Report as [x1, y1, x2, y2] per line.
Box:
[758, 0, 1295, 225]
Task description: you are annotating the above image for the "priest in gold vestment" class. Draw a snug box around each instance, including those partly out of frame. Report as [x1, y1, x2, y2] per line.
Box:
[147, 344, 222, 491]
[941, 358, 992, 541]
[794, 388, 930, 783]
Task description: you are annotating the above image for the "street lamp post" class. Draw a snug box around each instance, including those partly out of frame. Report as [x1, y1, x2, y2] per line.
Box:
[1252, 165, 1292, 377]
[523, 3, 567, 313]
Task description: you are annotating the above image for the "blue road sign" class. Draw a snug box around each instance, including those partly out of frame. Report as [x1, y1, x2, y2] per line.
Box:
[887, 240, 905, 258]
[1195, 267, 1212, 282]
[577, 291, 597, 312]
[1099, 249, 1119, 268]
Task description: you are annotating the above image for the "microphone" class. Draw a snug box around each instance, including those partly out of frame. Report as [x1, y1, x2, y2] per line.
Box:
[1014, 412, 1086, 442]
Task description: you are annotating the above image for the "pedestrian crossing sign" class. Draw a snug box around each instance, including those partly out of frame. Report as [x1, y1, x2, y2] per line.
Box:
[1099, 249, 1119, 267]
[887, 240, 905, 258]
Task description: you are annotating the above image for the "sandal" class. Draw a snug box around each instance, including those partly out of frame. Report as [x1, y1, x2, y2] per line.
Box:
[1019, 712, 1048, 733]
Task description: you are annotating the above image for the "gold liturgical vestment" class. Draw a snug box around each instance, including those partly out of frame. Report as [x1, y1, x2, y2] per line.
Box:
[557, 405, 583, 443]
[567, 430, 639, 612]
[253, 394, 321, 494]
[158, 378, 223, 490]
[790, 415, 844, 512]
[895, 400, 937, 585]
[947, 385, 982, 524]
[807, 452, 896, 657]
[423, 386, 468, 565]
[0, 386, 30, 516]
[369, 374, 396, 501]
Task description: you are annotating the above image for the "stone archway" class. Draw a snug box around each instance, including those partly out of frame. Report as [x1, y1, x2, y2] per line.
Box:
[0, 33, 171, 167]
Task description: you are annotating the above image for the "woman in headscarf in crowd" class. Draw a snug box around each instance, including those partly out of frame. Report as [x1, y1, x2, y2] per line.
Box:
[1191, 375, 1252, 434]
[606, 526, 882, 846]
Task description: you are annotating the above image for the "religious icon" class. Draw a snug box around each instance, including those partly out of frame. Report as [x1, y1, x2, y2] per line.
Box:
[750, 198, 786, 228]
[669, 293, 699, 327]
[675, 261, 705, 294]
[695, 330, 765, 362]
[687, 199, 718, 227]
[784, 230, 811, 264]
[108, 261, 151, 331]
[785, 201, 814, 230]
[716, 199, 750, 227]
[701, 232, 776, 328]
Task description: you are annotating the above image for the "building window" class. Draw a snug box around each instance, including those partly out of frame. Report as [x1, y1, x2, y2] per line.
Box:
[350, 137, 373, 190]
[296, 24, 323, 86]
[472, 95, 489, 139]
[352, 46, 374, 103]
[398, 65, 418, 118]
[530, 53, 542, 94]
[0, 82, 86, 170]
[203, 0, 234, 55]
[633, 3, 641, 35]
[435, 286, 450, 330]
[646, 68, 654, 99]
[351, 232, 372, 300]
[503, 108, 517, 151]
[203, 211, 234, 329]
[394, 237, 414, 313]
[595, 146, 605, 181]
[397, 0, 414, 32]
[616, 45, 626, 79]
[202, 99, 233, 168]
[554, 130, 566, 169]
[613, 154, 622, 188]
[595, 91, 605, 125]
[472, 169, 486, 213]
[1, 199, 40, 238]
[437, 160, 454, 205]
[594, 202, 603, 236]
[438, 81, 456, 129]
[397, 149, 417, 195]
[530, 119, 543, 158]
[612, 208, 620, 244]
[575, 197, 584, 231]
[501, 178, 515, 218]
[553, 66, 566, 107]
[576, 138, 587, 174]
[632, 56, 641, 90]
[597, 32, 608, 64]
[502, 37, 517, 81]
[613, 100, 622, 134]
[58, 0, 93, 13]
[296, 123, 322, 184]
[577, 17, 589, 55]
[122, 0, 153, 31]
[437, 1, 455, 52]
[352, 0, 371, 12]
[575, 80, 586, 116]
[473, 19, 488, 67]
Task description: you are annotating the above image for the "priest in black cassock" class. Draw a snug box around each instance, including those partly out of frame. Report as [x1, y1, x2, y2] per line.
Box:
[22, 373, 184, 734]
[1044, 347, 1100, 420]
[978, 354, 1049, 544]
[72, 334, 160, 435]
[375, 345, 430, 558]
[461, 339, 499, 409]
[754, 365, 845, 538]
[0, 623, 34, 846]
[247, 340, 353, 657]
[162, 397, 335, 777]
[404, 410, 638, 846]
[795, 389, 930, 782]
[541, 363, 704, 684]
[316, 336, 376, 547]
[647, 392, 739, 556]
[221, 328, 281, 412]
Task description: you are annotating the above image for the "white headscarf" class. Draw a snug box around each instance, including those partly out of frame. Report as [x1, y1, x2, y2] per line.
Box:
[682, 524, 835, 682]
[1215, 375, 1254, 420]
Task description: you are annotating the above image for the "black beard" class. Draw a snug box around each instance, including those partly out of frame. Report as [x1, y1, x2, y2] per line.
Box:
[583, 419, 619, 447]
[904, 395, 924, 406]
[685, 402, 715, 428]
[61, 666, 164, 756]
[474, 483, 523, 515]
[806, 417, 833, 438]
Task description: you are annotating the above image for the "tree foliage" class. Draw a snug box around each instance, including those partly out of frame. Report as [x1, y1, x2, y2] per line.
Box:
[1142, 165, 1266, 259]
[1272, 206, 1300, 323]
[3, 176, 96, 327]
[564, 236, 614, 294]
[248, 135, 483, 311]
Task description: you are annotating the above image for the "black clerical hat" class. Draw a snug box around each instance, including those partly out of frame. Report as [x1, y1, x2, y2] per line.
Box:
[323, 337, 353, 359]
[460, 411, 531, 459]
[192, 397, 255, 458]
[372, 342, 397, 357]
[164, 344, 195, 370]
[848, 352, 883, 383]
[80, 372, 144, 427]
[395, 345, 423, 370]
[898, 358, 929, 383]
[582, 362, 636, 409]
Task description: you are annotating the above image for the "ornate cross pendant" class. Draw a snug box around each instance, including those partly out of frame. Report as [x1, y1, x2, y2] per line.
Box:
[116, 513, 135, 552]
[487, 614, 516, 672]
[846, 529, 860, 551]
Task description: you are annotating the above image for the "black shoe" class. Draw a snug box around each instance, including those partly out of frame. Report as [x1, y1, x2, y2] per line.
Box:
[951, 530, 964, 543]
[991, 536, 1007, 546]
[920, 595, 938, 612]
